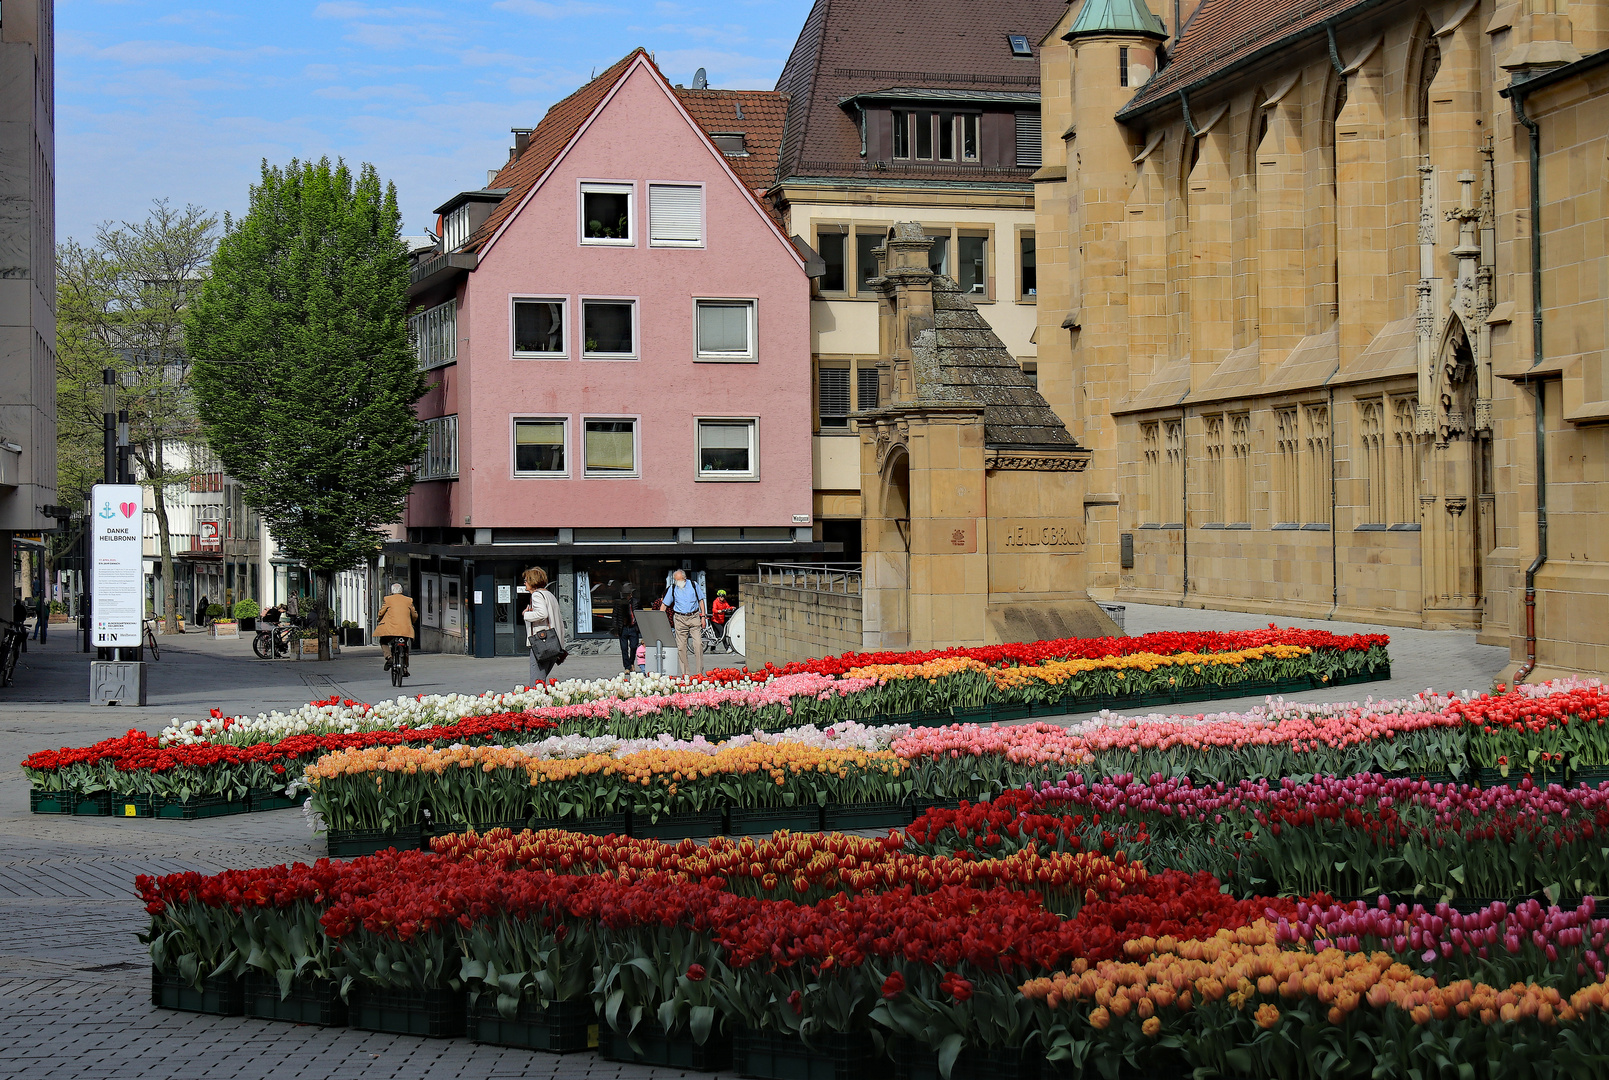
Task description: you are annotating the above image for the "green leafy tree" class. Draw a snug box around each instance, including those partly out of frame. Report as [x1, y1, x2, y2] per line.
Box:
[186, 159, 424, 660]
[55, 201, 220, 634]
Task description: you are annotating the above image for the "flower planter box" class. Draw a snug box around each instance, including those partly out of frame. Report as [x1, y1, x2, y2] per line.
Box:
[529, 812, 630, 836]
[468, 995, 597, 1053]
[327, 825, 426, 859]
[1573, 765, 1609, 789]
[154, 793, 251, 820]
[733, 1027, 876, 1080]
[242, 972, 347, 1026]
[348, 984, 465, 1038]
[340, 627, 366, 647]
[728, 805, 823, 835]
[113, 794, 155, 818]
[822, 801, 911, 832]
[237, 617, 256, 632]
[892, 1037, 1042, 1080]
[630, 808, 726, 841]
[210, 620, 239, 639]
[248, 787, 302, 813]
[601, 1020, 731, 1071]
[151, 969, 243, 1016]
[296, 638, 340, 658]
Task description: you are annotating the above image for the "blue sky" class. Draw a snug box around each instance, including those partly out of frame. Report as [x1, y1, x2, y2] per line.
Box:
[56, 0, 811, 243]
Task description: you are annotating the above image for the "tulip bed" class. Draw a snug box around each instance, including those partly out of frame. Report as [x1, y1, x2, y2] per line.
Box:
[302, 682, 1609, 854]
[140, 804, 1609, 1079]
[22, 628, 1390, 814]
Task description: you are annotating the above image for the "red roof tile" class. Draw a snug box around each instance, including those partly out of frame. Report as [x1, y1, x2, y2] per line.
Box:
[773, 0, 1066, 182]
[1120, 0, 1367, 119]
[673, 87, 789, 195]
[464, 49, 645, 254]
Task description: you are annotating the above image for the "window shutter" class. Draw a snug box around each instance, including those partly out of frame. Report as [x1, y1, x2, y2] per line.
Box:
[697, 301, 751, 353]
[819, 367, 850, 418]
[1015, 113, 1042, 168]
[857, 367, 881, 411]
[649, 184, 702, 243]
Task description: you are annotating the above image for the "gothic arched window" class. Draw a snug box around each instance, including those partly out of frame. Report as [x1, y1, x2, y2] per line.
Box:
[1417, 40, 1442, 157]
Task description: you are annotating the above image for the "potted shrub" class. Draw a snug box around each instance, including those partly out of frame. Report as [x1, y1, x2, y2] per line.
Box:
[233, 598, 260, 632]
[340, 620, 365, 647]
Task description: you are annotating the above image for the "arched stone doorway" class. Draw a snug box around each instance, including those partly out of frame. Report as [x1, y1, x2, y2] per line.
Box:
[862, 444, 912, 648]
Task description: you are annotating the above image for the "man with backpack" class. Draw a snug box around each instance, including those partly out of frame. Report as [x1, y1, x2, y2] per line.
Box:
[661, 569, 707, 676]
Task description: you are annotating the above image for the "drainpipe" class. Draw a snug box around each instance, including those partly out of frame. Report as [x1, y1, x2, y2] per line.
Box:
[1325, 24, 1345, 74]
[1508, 89, 1548, 683]
[1328, 385, 1339, 618]
[1179, 91, 1201, 136]
[1180, 408, 1190, 603]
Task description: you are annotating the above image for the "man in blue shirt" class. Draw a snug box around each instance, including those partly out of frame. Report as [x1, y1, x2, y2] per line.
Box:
[661, 569, 707, 675]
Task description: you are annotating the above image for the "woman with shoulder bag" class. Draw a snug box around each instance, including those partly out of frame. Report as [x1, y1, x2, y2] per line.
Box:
[521, 567, 567, 687]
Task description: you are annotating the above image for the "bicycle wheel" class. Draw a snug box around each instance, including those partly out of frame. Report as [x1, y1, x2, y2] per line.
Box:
[391, 643, 405, 686]
[145, 628, 160, 660]
[253, 632, 272, 660]
[1, 634, 19, 687]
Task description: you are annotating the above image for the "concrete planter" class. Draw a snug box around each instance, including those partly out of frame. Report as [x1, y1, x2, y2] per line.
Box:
[295, 638, 340, 659]
[210, 620, 239, 639]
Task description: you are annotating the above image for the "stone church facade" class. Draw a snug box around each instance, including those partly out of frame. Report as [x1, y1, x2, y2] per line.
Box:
[1034, 0, 1609, 679]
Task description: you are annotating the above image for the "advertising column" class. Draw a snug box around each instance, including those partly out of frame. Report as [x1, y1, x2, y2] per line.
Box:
[90, 484, 144, 647]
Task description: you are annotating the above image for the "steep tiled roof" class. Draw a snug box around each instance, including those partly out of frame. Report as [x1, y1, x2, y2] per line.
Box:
[464, 49, 645, 254]
[920, 274, 1080, 449]
[773, 0, 1066, 182]
[1119, 0, 1369, 119]
[674, 88, 789, 195]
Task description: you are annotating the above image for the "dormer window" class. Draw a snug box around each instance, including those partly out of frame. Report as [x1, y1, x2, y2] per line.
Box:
[711, 132, 748, 156]
[442, 204, 472, 251]
[1008, 34, 1032, 57]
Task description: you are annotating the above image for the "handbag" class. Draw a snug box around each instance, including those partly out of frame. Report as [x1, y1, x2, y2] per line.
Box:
[528, 593, 564, 662]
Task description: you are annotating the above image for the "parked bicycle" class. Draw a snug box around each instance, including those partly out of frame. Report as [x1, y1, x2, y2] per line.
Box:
[143, 618, 161, 660]
[700, 618, 735, 655]
[252, 621, 294, 659]
[0, 619, 26, 687]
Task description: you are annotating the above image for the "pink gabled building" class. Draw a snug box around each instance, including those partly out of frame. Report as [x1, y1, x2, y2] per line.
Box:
[398, 50, 827, 656]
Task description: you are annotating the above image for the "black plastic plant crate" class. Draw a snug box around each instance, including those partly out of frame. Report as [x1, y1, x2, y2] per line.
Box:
[242, 972, 347, 1026]
[151, 968, 244, 1016]
[154, 793, 251, 820]
[431, 818, 534, 838]
[528, 812, 630, 836]
[111, 794, 156, 818]
[992, 703, 1033, 723]
[326, 825, 426, 858]
[29, 789, 77, 815]
[600, 1020, 731, 1071]
[734, 1027, 877, 1080]
[728, 805, 823, 835]
[1573, 766, 1609, 788]
[468, 994, 597, 1052]
[630, 809, 726, 841]
[909, 797, 962, 820]
[822, 802, 911, 832]
[248, 787, 302, 813]
[892, 1037, 1042, 1080]
[348, 984, 466, 1038]
[60, 790, 114, 816]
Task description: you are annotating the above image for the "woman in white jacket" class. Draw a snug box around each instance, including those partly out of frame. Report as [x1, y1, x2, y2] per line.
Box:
[521, 566, 566, 687]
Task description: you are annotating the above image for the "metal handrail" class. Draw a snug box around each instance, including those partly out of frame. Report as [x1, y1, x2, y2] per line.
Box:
[757, 562, 863, 594]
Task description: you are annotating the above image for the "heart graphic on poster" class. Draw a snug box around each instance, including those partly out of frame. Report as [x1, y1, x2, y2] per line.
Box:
[119, 502, 136, 518]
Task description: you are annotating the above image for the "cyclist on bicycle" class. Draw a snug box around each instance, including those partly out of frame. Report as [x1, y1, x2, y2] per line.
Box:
[375, 583, 417, 676]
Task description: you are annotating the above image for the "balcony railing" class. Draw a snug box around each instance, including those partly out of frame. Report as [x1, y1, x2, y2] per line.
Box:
[756, 562, 862, 594]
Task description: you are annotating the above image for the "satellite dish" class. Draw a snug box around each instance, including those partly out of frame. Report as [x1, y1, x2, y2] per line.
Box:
[692, 67, 708, 89]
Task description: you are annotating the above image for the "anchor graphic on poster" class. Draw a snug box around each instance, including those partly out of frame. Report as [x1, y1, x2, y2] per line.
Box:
[98, 501, 116, 520]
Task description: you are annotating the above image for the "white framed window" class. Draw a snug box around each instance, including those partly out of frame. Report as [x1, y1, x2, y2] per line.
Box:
[648, 183, 704, 246]
[579, 181, 634, 245]
[512, 297, 566, 358]
[418, 415, 458, 479]
[581, 298, 637, 359]
[513, 417, 568, 477]
[409, 299, 456, 370]
[582, 417, 639, 478]
[442, 205, 472, 251]
[694, 298, 756, 361]
[697, 418, 758, 480]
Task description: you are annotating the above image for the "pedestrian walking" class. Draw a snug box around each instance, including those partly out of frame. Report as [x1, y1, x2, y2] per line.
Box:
[661, 569, 707, 676]
[613, 584, 641, 673]
[374, 583, 418, 675]
[521, 567, 567, 687]
[32, 594, 47, 643]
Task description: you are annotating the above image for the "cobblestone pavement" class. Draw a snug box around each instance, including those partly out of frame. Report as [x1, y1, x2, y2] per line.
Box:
[0, 604, 1510, 1078]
